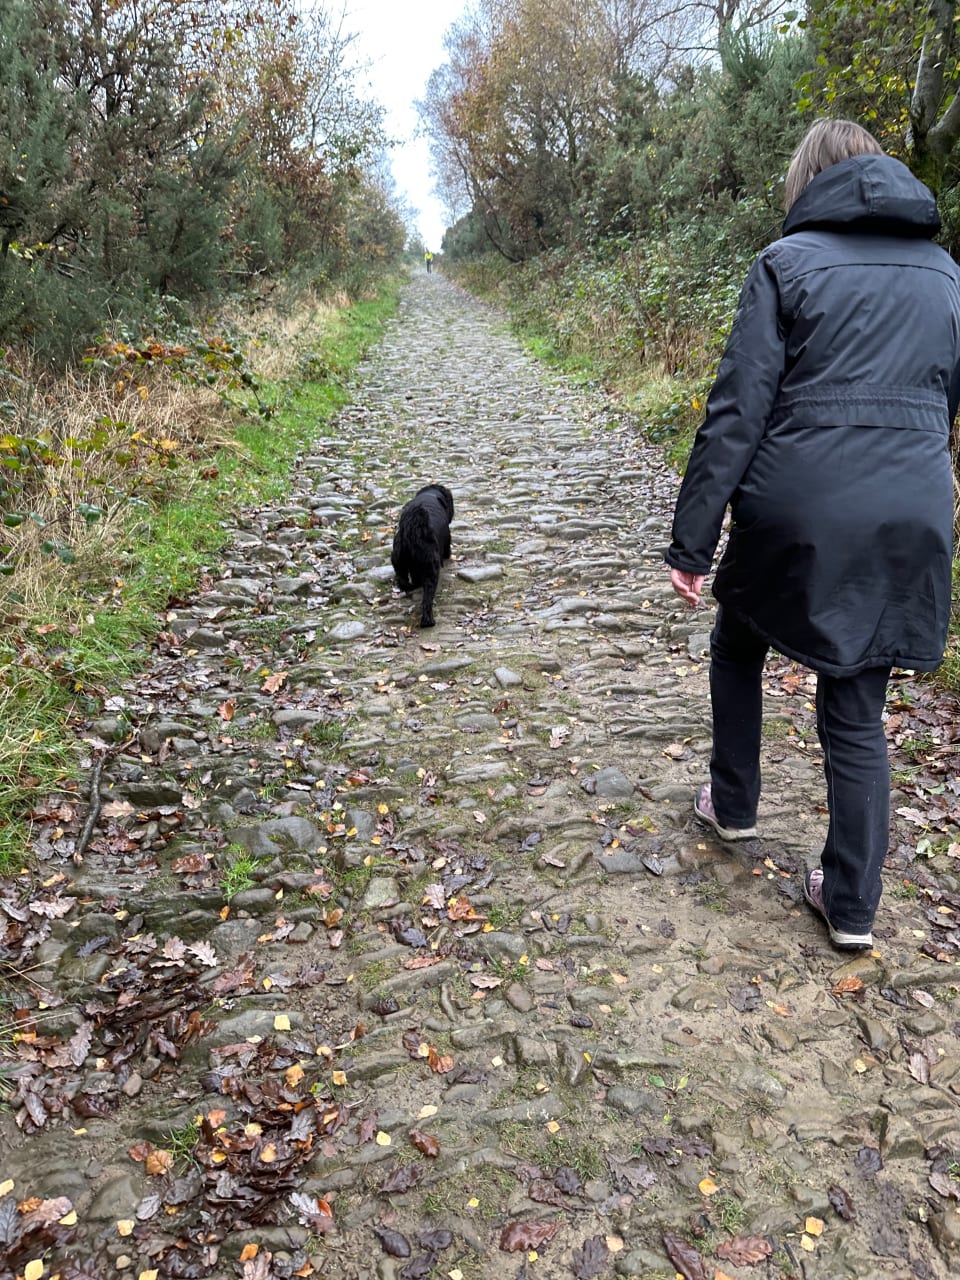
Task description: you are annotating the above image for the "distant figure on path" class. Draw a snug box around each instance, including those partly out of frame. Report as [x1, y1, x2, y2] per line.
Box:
[666, 118, 960, 951]
[424, 249, 433, 274]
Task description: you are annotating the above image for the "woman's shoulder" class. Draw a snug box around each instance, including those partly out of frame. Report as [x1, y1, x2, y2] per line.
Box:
[759, 228, 960, 282]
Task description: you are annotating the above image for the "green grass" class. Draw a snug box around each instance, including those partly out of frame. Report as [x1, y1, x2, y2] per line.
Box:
[165, 1117, 201, 1169]
[220, 847, 262, 901]
[0, 278, 402, 876]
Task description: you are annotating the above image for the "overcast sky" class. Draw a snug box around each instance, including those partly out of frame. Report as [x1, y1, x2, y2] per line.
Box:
[345, 0, 470, 249]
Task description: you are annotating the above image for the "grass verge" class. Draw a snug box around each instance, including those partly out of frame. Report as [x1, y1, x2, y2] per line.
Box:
[0, 276, 403, 874]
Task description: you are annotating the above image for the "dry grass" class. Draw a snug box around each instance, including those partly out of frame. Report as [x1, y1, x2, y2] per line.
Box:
[217, 284, 349, 382]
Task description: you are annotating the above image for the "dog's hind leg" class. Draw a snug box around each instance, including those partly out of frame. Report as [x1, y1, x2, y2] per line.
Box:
[419, 567, 439, 627]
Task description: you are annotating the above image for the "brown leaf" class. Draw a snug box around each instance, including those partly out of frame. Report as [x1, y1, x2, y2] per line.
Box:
[358, 1112, 378, 1144]
[832, 976, 864, 996]
[67, 1021, 93, 1067]
[500, 1220, 559, 1252]
[929, 1170, 960, 1200]
[908, 1053, 930, 1084]
[527, 1179, 565, 1206]
[448, 896, 483, 921]
[571, 1235, 609, 1279]
[662, 1230, 708, 1280]
[19, 1196, 73, 1227]
[261, 671, 287, 694]
[217, 700, 235, 721]
[469, 973, 502, 989]
[828, 1184, 856, 1221]
[427, 1046, 455, 1074]
[409, 1129, 440, 1158]
[715, 1235, 774, 1267]
[373, 1225, 411, 1257]
[144, 1149, 174, 1177]
[381, 1163, 423, 1194]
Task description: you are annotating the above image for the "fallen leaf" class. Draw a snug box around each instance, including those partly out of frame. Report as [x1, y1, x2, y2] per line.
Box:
[381, 1163, 423, 1193]
[374, 1226, 411, 1257]
[217, 700, 235, 721]
[240, 1245, 259, 1262]
[274, 1014, 291, 1032]
[24, 1262, 44, 1280]
[261, 671, 288, 694]
[832, 976, 864, 996]
[828, 1184, 856, 1220]
[662, 1230, 708, 1280]
[145, 1149, 174, 1177]
[715, 1235, 773, 1267]
[375, 1131, 392, 1146]
[571, 1235, 608, 1279]
[698, 1176, 719, 1196]
[117, 1219, 135, 1236]
[409, 1128, 440, 1157]
[500, 1221, 559, 1252]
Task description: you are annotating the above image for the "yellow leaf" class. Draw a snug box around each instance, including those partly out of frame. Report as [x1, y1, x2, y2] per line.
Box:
[698, 1176, 719, 1196]
[138, 1272, 159, 1280]
[274, 1014, 291, 1031]
[528, 1251, 538, 1261]
[546, 1120, 561, 1133]
[285, 1064, 305, 1088]
[467, 1197, 480, 1208]
[800, 1234, 816, 1252]
[377, 803, 389, 815]
[0, 1179, 13, 1195]
[117, 1220, 135, 1236]
[332, 1070, 348, 1086]
[606, 1236, 624, 1252]
[260, 1143, 277, 1163]
[244, 1122, 263, 1137]
[59, 1210, 77, 1226]
[239, 1244, 259, 1262]
[417, 1104, 438, 1119]
[805, 1217, 824, 1236]
[24, 1261, 44, 1280]
[157, 438, 178, 452]
[375, 1131, 392, 1146]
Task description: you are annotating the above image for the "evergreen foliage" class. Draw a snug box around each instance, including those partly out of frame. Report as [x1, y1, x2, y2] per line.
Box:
[0, 0, 406, 367]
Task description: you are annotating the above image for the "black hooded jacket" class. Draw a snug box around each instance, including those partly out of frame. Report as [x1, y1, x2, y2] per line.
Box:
[666, 153, 960, 676]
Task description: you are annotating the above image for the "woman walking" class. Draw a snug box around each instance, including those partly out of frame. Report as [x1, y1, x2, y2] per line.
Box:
[666, 119, 960, 950]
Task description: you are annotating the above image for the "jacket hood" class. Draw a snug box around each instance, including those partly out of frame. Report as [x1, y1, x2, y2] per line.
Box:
[783, 153, 941, 238]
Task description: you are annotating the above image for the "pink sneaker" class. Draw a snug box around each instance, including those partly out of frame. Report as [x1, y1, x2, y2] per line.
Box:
[803, 868, 873, 950]
[693, 784, 757, 841]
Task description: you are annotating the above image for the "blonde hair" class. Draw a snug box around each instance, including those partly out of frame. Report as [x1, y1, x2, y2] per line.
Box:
[784, 119, 883, 212]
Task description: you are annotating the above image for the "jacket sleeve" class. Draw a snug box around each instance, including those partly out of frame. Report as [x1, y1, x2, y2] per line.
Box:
[665, 252, 787, 574]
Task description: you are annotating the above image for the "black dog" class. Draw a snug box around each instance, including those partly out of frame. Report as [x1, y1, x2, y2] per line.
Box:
[391, 484, 454, 628]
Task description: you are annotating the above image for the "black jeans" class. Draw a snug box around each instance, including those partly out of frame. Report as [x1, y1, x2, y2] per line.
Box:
[709, 607, 891, 933]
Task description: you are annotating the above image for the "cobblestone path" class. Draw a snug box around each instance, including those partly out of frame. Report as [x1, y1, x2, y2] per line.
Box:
[4, 272, 960, 1280]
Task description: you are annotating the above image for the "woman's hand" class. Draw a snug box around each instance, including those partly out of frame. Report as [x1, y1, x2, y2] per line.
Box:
[670, 569, 706, 608]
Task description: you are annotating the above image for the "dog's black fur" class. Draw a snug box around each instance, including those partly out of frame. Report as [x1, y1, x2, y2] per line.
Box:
[391, 483, 454, 628]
